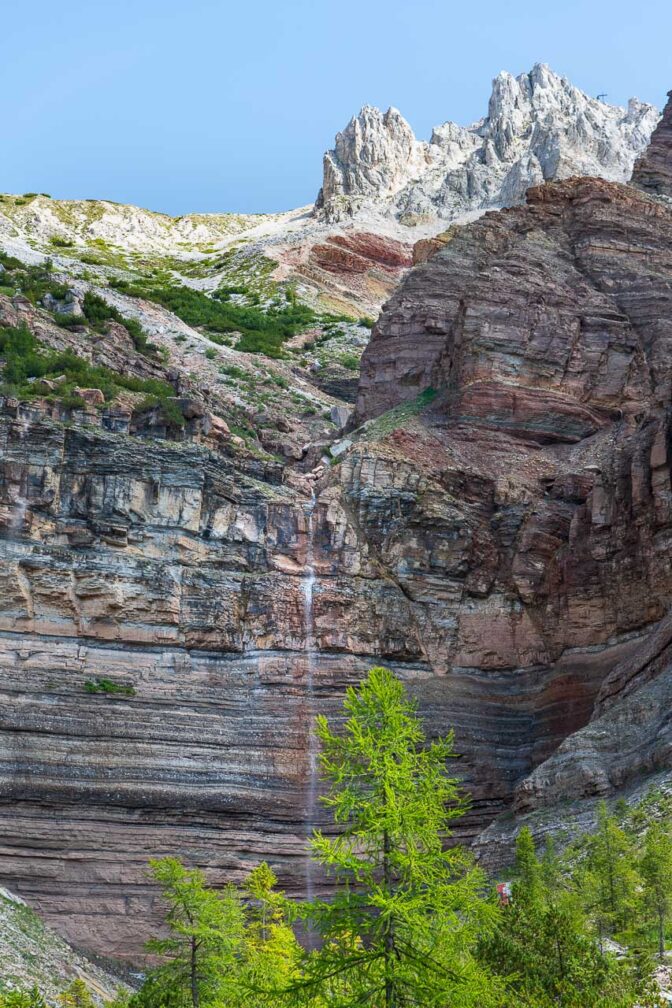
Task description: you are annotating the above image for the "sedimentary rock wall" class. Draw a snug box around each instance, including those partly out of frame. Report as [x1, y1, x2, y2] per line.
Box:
[2, 88, 672, 967]
[632, 89, 672, 197]
[350, 170, 672, 856]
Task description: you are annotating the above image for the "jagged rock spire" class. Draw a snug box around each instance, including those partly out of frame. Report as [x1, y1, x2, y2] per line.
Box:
[316, 65, 659, 225]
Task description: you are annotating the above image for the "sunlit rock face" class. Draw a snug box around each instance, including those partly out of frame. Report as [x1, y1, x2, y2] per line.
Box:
[353, 156, 672, 863]
[317, 64, 658, 225]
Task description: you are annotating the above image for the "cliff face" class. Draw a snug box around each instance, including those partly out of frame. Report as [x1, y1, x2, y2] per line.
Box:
[632, 89, 672, 198]
[352, 165, 672, 860]
[2, 79, 671, 968]
[0, 392, 433, 958]
[5, 169, 672, 961]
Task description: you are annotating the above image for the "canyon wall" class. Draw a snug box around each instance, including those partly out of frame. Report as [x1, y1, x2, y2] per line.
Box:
[632, 88, 672, 198]
[1, 84, 671, 968]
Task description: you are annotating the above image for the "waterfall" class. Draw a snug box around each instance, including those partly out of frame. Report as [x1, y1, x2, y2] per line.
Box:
[302, 488, 319, 902]
[9, 411, 33, 536]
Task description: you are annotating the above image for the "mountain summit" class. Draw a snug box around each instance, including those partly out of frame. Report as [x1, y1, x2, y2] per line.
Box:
[316, 64, 659, 226]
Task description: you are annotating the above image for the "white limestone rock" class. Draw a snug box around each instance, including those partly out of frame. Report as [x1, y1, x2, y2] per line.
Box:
[317, 64, 660, 226]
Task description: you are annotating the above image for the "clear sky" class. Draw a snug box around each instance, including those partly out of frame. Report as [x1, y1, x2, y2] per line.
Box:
[2, 0, 671, 216]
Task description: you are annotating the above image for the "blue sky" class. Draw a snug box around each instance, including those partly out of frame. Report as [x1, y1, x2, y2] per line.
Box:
[2, 0, 670, 215]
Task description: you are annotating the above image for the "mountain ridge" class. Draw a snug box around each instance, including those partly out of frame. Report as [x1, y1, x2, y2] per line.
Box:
[316, 63, 658, 226]
[0, 65, 660, 318]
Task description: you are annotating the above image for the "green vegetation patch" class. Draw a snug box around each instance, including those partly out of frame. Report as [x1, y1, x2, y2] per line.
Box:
[84, 677, 136, 697]
[0, 253, 70, 304]
[0, 256, 157, 358]
[0, 323, 173, 407]
[358, 386, 439, 441]
[109, 277, 318, 358]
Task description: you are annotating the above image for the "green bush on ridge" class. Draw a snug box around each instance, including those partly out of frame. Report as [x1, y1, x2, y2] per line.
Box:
[0, 323, 173, 406]
[109, 277, 319, 358]
[84, 678, 136, 698]
[0, 255, 157, 358]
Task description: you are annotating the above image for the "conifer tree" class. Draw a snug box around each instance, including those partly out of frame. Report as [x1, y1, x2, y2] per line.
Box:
[640, 821, 672, 959]
[581, 801, 640, 938]
[134, 858, 245, 1008]
[240, 862, 301, 1005]
[0, 988, 47, 1008]
[482, 827, 646, 1007]
[292, 666, 502, 1008]
[58, 980, 95, 1008]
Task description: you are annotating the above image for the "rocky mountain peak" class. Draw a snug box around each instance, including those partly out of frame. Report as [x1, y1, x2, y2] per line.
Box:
[632, 89, 672, 198]
[315, 104, 429, 216]
[316, 65, 659, 227]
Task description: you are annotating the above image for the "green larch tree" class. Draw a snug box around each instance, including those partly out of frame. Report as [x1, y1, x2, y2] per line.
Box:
[57, 981, 95, 1008]
[581, 801, 640, 938]
[134, 858, 245, 1008]
[482, 827, 647, 1008]
[239, 861, 301, 1005]
[640, 820, 672, 959]
[292, 666, 503, 1008]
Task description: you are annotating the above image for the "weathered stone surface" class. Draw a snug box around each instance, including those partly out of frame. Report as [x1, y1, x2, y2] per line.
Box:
[632, 89, 672, 198]
[349, 170, 672, 859]
[0, 885, 128, 1003]
[317, 65, 658, 225]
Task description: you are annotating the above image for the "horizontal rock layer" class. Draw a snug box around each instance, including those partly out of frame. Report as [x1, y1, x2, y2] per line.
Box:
[352, 171, 672, 854]
[2, 90, 672, 966]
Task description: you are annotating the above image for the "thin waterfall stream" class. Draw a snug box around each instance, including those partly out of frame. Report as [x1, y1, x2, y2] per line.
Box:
[9, 412, 33, 535]
[301, 488, 319, 902]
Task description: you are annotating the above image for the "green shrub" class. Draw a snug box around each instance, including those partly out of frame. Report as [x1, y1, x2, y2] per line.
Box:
[0, 258, 68, 305]
[338, 352, 361, 371]
[49, 235, 74, 248]
[0, 251, 23, 271]
[219, 363, 248, 381]
[0, 986, 47, 1007]
[112, 278, 318, 358]
[0, 323, 174, 406]
[137, 395, 186, 428]
[84, 677, 136, 697]
[81, 291, 156, 356]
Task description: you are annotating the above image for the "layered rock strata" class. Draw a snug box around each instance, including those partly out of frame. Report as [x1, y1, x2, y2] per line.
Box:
[5, 167, 672, 959]
[352, 167, 672, 861]
[1, 80, 671, 968]
[632, 89, 672, 198]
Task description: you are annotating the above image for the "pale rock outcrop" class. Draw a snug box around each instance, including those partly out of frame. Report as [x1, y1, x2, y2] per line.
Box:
[0, 886, 127, 1002]
[317, 64, 659, 225]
